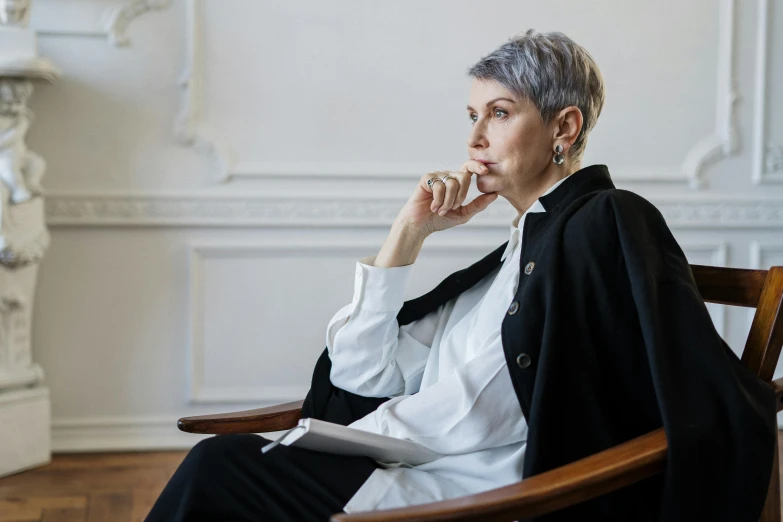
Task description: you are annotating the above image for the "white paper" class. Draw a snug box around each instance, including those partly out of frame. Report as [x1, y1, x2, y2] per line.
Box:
[261, 417, 445, 466]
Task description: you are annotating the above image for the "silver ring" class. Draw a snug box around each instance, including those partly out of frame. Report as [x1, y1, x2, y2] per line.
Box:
[426, 177, 445, 189]
[440, 174, 455, 183]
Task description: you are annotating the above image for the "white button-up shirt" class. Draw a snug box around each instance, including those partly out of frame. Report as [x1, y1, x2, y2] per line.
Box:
[326, 177, 568, 513]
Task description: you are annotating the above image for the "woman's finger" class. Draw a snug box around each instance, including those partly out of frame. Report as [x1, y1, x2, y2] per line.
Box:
[463, 160, 489, 176]
[455, 162, 484, 209]
[429, 177, 446, 211]
[422, 173, 435, 193]
[455, 160, 488, 210]
[421, 173, 443, 211]
[452, 171, 471, 209]
[439, 177, 460, 215]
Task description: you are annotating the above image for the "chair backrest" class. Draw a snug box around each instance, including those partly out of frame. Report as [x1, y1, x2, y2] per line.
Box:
[691, 265, 783, 522]
[690, 264, 783, 383]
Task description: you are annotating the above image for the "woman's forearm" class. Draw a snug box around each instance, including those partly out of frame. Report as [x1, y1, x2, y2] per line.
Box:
[373, 219, 428, 268]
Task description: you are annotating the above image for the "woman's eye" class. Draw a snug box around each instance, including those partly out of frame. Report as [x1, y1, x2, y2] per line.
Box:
[468, 109, 505, 123]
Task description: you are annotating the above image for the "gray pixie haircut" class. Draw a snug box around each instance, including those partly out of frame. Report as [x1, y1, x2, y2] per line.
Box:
[467, 29, 605, 165]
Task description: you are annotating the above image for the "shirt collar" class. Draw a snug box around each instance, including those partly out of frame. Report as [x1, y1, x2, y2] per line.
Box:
[500, 174, 571, 262]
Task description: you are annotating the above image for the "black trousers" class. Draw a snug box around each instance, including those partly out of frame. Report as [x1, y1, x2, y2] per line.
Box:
[145, 348, 394, 522]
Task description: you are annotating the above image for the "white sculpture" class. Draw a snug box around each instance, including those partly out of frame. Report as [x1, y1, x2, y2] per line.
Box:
[0, 0, 30, 27]
[0, 0, 59, 478]
[0, 81, 40, 205]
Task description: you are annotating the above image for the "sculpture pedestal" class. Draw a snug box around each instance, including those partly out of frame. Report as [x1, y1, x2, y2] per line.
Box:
[0, 386, 50, 478]
[0, 0, 60, 478]
[0, 190, 51, 477]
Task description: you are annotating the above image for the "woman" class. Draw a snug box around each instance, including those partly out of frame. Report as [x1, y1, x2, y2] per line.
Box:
[146, 29, 776, 522]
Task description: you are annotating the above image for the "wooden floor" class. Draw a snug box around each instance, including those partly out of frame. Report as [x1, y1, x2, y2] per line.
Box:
[1, 434, 783, 521]
[0, 451, 187, 522]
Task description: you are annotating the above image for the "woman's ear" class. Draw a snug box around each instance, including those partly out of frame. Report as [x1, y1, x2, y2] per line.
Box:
[553, 106, 583, 152]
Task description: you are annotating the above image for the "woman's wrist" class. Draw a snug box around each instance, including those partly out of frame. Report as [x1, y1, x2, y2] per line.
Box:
[373, 219, 428, 268]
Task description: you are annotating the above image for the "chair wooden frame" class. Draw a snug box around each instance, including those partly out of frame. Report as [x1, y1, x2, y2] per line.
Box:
[178, 265, 783, 522]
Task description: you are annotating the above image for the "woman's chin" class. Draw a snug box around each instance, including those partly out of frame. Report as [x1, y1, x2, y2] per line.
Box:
[476, 176, 498, 194]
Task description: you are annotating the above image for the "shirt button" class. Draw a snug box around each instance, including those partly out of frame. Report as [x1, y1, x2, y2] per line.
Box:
[508, 301, 520, 315]
[516, 353, 532, 369]
[524, 262, 535, 275]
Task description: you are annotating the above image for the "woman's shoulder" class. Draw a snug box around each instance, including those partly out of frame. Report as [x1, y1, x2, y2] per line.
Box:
[572, 187, 667, 228]
[559, 188, 675, 259]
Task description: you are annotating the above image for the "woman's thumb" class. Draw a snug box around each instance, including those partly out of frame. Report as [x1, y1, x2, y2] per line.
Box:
[466, 192, 498, 218]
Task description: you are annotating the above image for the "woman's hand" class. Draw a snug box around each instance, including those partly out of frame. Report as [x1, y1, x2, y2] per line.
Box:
[396, 159, 499, 236]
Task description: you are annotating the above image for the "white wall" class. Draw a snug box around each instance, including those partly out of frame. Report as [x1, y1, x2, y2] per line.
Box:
[24, 0, 783, 451]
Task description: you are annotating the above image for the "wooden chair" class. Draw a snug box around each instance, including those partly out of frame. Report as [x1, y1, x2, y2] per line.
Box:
[177, 265, 783, 522]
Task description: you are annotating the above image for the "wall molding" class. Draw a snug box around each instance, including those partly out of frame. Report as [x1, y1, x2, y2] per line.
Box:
[752, 0, 783, 184]
[188, 242, 327, 404]
[106, 0, 172, 47]
[750, 241, 783, 270]
[51, 415, 226, 452]
[52, 415, 210, 452]
[652, 199, 783, 228]
[44, 193, 783, 228]
[31, 0, 172, 47]
[188, 241, 501, 404]
[174, 0, 236, 181]
[681, 0, 741, 188]
[51, 415, 292, 452]
[178, 0, 739, 188]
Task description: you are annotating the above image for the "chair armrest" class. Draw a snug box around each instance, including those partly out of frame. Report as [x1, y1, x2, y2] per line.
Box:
[331, 427, 667, 522]
[177, 400, 304, 434]
[773, 377, 783, 412]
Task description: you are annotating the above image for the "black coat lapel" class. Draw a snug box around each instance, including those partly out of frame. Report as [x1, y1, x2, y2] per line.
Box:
[396, 242, 508, 326]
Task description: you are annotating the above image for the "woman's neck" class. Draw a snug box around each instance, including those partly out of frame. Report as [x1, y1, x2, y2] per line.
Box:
[511, 163, 581, 225]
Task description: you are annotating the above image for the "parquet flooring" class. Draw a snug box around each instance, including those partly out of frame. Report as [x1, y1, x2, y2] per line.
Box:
[1, 434, 783, 521]
[0, 451, 186, 522]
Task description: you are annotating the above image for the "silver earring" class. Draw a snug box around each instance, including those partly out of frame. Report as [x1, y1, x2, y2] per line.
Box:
[553, 144, 565, 165]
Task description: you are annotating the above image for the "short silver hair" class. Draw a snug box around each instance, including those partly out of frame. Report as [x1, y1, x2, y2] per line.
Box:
[467, 29, 605, 165]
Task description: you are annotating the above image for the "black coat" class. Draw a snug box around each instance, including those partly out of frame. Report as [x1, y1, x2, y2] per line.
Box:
[302, 164, 777, 521]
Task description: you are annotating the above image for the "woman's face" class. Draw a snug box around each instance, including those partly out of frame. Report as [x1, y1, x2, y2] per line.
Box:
[466, 78, 555, 197]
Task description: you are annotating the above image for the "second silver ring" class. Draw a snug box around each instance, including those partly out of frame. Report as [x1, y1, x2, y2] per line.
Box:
[427, 174, 455, 189]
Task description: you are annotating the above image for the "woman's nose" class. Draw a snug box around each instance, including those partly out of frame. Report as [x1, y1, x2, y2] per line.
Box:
[467, 127, 488, 149]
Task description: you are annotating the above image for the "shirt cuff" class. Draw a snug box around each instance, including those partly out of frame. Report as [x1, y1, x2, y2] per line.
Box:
[352, 255, 415, 312]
